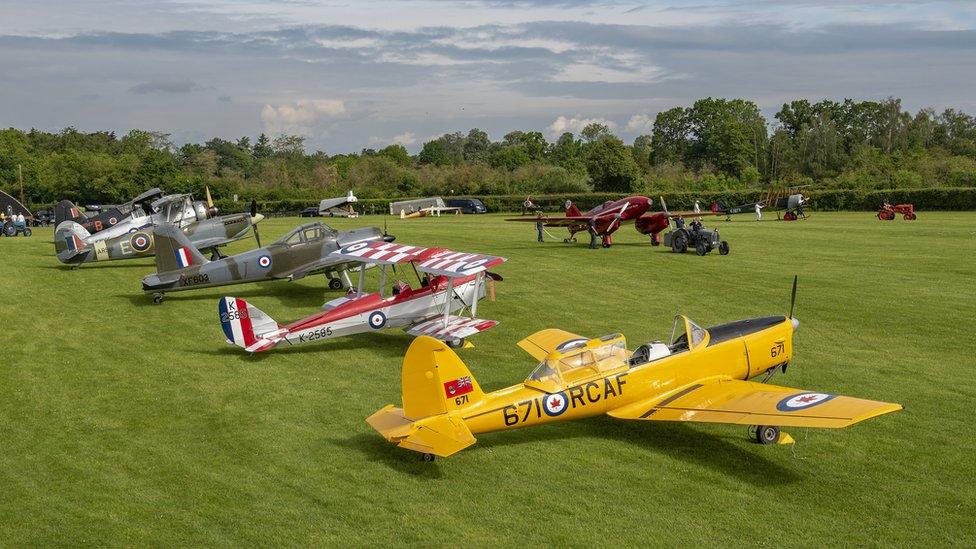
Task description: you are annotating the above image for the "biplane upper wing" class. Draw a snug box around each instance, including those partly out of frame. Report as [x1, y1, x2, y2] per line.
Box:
[608, 378, 902, 428]
[415, 250, 506, 277]
[329, 241, 431, 265]
[516, 328, 589, 361]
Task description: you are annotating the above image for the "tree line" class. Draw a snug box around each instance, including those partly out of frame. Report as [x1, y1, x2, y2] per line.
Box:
[1, 96, 974, 206]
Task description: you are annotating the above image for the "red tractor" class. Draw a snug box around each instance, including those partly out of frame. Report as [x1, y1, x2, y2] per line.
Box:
[878, 203, 917, 221]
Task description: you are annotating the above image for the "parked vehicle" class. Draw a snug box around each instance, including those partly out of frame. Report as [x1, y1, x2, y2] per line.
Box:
[300, 206, 322, 217]
[663, 222, 729, 256]
[444, 198, 487, 214]
[878, 203, 917, 221]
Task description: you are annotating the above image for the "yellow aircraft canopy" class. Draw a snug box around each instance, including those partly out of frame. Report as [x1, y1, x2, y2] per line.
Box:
[524, 334, 630, 392]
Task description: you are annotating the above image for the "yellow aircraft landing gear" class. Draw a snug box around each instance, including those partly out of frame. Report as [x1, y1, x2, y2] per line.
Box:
[422, 453, 436, 462]
[446, 338, 465, 349]
[750, 425, 796, 445]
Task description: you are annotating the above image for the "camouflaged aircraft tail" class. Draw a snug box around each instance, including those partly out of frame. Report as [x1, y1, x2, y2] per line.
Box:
[54, 199, 85, 226]
[218, 297, 284, 353]
[54, 220, 92, 264]
[153, 222, 209, 273]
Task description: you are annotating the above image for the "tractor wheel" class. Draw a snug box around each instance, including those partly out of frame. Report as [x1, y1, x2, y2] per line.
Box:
[328, 278, 343, 290]
[3, 223, 15, 237]
[23, 228, 32, 237]
[695, 241, 708, 256]
[784, 212, 797, 221]
[754, 425, 780, 444]
[718, 241, 730, 255]
[672, 232, 688, 253]
[904, 213, 916, 221]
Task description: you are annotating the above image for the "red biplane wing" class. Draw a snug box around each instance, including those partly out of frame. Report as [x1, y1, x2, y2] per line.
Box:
[330, 241, 506, 277]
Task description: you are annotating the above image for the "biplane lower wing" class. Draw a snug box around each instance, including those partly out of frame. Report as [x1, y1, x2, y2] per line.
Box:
[608, 378, 903, 428]
[406, 315, 498, 341]
[504, 215, 596, 227]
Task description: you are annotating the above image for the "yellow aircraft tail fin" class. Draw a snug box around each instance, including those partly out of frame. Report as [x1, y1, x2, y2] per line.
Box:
[402, 336, 485, 419]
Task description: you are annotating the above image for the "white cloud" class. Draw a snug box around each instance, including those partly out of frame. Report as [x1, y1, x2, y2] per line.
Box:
[626, 113, 654, 134]
[260, 99, 346, 135]
[551, 63, 665, 83]
[547, 115, 617, 138]
[367, 131, 418, 148]
[392, 131, 417, 145]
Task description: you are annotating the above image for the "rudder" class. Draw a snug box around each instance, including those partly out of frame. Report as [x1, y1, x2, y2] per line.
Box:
[54, 221, 91, 263]
[564, 199, 582, 217]
[218, 297, 280, 351]
[54, 200, 84, 226]
[153, 223, 208, 273]
[401, 336, 485, 419]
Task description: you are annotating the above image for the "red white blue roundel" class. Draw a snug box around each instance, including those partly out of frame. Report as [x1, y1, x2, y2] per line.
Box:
[543, 392, 569, 416]
[129, 232, 153, 253]
[776, 392, 836, 411]
[461, 258, 489, 271]
[367, 310, 387, 329]
[257, 254, 272, 268]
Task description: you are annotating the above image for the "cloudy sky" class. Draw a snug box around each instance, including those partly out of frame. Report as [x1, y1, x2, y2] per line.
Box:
[1, 0, 974, 152]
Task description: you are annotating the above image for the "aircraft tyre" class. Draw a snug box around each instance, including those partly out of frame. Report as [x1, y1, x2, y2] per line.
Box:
[152, 293, 164, 304]
[719, 241, 730, 255]
[672, 232, 688, 253]
[754, 425, 780, 444]
[446, 338, 464, 349]
[422, 453, 436, 462]
[328, 278, 343, 290]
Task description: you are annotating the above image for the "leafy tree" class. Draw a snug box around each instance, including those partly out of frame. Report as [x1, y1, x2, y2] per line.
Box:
[586, 136, 641, 192]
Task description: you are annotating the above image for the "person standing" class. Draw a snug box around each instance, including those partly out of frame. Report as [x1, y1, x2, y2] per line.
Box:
[693, 200, 701, 221]
[755, 202, 763, 221]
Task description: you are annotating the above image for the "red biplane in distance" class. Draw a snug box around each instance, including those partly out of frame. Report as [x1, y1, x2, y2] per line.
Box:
[506, 196, 703, 248]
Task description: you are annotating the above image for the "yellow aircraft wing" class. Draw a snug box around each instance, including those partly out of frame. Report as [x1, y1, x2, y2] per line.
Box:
[608, 379, 902, 428]
[517, 328, 588, 361]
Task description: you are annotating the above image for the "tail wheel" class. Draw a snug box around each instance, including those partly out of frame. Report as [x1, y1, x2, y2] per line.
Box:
[328, 278, 343, 290]
[754, 425, 780, 444]
[152, 293, 164, 304]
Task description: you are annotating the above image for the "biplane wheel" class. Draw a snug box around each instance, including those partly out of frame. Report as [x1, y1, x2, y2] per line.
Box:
[754, 425, 780, 445]
[446, 338, 464, 349]
[328, 278, 343, 290]
[719, 241, 730, 255]
[152, 293, 164, 304]
[422, 453, 436, 462]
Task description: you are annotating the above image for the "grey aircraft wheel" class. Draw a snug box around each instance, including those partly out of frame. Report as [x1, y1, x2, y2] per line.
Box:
[152, 293, 164, 304]
[328, 278, 343, 290]
[754, 425, 780, 444]
[422, 453, 436, 462]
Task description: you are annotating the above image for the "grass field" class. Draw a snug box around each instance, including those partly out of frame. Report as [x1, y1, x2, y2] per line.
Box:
[2, 212, 975, 546]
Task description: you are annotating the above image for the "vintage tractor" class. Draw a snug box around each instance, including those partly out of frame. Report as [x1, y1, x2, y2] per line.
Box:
[663, 223, 730, 256]
[2, 218, 32, 237]
[878, 203, 917, 221]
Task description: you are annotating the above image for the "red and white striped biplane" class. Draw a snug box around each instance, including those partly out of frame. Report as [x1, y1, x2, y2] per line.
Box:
[218, 241, 506, 353]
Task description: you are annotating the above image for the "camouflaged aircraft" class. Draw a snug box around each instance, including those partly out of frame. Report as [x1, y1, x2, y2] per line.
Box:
[54, 194, 264, 266]
[142, 221, 394, 303]
[369, 278, 902, 461]
[53, 187, 165, 235]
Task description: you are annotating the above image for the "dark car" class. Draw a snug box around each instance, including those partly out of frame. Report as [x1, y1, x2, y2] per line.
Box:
[445, 198, 487, 214]
[300, 206, 321, 217]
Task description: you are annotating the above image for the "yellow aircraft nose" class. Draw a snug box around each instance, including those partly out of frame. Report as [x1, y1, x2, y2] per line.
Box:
[250, 213, 265, 225]
[791, 317, 800, 331]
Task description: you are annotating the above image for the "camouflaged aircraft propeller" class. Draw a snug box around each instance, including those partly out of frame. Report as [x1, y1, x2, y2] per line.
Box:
[54, 190, 263, 267]
[217, 240, 506, 353]
[142, 221, 396, 303]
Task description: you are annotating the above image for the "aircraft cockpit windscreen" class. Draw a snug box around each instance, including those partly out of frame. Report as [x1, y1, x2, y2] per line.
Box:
[669, 316, 708, 352]
[277, 223, 336, 246]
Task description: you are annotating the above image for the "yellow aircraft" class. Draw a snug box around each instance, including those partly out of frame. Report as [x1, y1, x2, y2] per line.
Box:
[368, 299, 902, 461]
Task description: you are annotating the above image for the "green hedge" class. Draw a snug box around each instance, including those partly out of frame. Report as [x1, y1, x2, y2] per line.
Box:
[29, 187, 976, 215]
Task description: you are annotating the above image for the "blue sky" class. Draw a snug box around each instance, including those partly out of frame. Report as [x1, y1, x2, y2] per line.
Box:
[1, 0, 974, 152]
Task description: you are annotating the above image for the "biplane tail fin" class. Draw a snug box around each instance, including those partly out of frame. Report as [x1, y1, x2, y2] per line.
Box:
[153, 223, 209, 273]
[54, 221, 92, 264]
[218, 297, 284, 353]
[366, 336, 481, 457]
